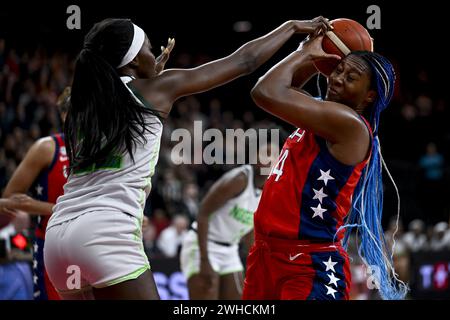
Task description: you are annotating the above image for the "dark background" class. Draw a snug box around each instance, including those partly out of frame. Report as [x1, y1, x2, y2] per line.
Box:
[1, 1, 447, 102]
[0, 0, 446, 86]
[1, 0, 447, 117]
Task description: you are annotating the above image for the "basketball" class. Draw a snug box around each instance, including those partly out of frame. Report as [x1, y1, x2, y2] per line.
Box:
[314, 18, 373, 76]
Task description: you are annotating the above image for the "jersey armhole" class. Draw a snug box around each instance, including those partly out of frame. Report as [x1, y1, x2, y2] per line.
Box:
[47, 136, 59, 171]
[358, 115, 373, 161]
[126, 83, 159, 110]
[231, 166, 251, 199]
[319, 114, 373, 169]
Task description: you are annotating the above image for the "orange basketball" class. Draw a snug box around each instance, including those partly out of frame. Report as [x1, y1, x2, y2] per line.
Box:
[314, 18, 373, 76]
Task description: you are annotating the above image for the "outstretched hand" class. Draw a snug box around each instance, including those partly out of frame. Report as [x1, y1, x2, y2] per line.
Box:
[297, 34, 342, 62]
[294, 16, 333, 35]
[155, 38, 175, 75]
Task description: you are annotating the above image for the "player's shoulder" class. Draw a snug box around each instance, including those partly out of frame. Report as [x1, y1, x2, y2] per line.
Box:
[326, 100, 371, 137]
[33, 136, 56, 152]
[227, 165, 250, 181]
[27, 136, 57, 164]
[220, 166, 249, 194]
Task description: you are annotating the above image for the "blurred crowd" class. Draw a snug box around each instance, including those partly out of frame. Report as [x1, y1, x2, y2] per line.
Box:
[1, 38, 450, 299]
[348, 218, 450, 300]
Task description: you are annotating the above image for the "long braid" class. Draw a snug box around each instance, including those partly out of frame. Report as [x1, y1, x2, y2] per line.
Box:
[339, 51, 408, 300]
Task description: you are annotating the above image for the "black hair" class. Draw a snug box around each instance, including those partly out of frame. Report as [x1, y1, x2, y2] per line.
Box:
[65, 18, 161, 172]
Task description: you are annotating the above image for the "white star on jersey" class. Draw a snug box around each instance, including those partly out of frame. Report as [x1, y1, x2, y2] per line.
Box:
[311, 204, 327, 219]
[327, 272, 340, 287]
[317, 169, 335, 186]
[312, 188, 328, 204]
[35, 184, 43, 196]
[323, 256, 337, 272]
[33, 243, 38, 252]
[33, 275, 38, 285]
[33, 259, 38, 270]
[325, 284, 337, 299]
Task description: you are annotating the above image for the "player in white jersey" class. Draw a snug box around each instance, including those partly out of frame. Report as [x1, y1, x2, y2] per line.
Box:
[180, 144, 277, 299]
[44, 18, 330, 299]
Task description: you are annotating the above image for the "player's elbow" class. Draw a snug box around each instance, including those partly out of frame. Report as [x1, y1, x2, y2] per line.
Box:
[250, 82, 266, 106]
[251, 79, 278, 109]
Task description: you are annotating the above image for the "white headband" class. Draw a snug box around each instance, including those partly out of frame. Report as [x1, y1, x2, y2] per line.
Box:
[117, 23, 145, 68]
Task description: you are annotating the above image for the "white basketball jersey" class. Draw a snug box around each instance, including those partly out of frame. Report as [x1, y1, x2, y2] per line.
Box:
[193, 165, 262, 245]
[48, 77, 163, 228]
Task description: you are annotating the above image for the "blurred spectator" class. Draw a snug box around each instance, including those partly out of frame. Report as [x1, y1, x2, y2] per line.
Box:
[347, 233, 381, 300]
[416, 95, 433, 118]
[180, 182, 199, 221]
[161, 169, 182, 205]
[403, 219, 427, 252]
[349, 264, 375, 300]
[156, 214, 189, 258]
[418, 142, 446, 224]
[150, 208, 171, 239]
[0, 38, 5, 68]
[384, 218, 409, 284]
[419, 142, 444, 181]
[385, 218, 407, 256]
[401, 103, 417, 122]
[429, 222, 450, 251]
[142, 216, 158, 257]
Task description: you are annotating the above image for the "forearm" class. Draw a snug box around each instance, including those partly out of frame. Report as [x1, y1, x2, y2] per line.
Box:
[196, 213, 210, 262]
[253, 51, 312, 99]
[2, 197, 55, 216]
[26, 200, 54, 216]
[234, 20, 299, 74]
[292, 60, 318, 88]
[154, 21, 313, 103]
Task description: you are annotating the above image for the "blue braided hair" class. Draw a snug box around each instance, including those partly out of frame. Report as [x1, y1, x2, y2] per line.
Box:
[338, 51, 409, 300]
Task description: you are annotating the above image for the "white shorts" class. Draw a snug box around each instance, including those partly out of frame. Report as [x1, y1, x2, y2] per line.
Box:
[43, 210, 149, 298]
[179, 230, 243, 280]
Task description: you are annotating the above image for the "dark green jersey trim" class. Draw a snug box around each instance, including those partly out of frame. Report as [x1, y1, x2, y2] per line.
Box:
[126, 83, 155, 110]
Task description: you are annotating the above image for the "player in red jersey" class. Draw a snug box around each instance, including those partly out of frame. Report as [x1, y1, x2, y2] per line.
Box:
[242, 32, 408, 300]
[0, 87, 70, 300]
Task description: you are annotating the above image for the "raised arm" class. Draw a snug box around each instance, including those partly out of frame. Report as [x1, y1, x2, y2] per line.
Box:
[250, 36, 367, 147]
[1, 137, 56, 216]
[134, 17, 331, 114]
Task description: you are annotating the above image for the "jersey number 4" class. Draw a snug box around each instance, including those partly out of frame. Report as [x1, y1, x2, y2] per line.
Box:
[270, 149, 289, 182]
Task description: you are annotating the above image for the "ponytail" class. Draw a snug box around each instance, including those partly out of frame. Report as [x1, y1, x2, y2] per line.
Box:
[65, 19, 161, 173]
[338, 51, 408, 300]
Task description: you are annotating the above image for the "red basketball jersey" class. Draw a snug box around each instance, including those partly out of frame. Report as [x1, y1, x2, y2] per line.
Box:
[254, 121, 372, 242]
[30, 133, 69, 239]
